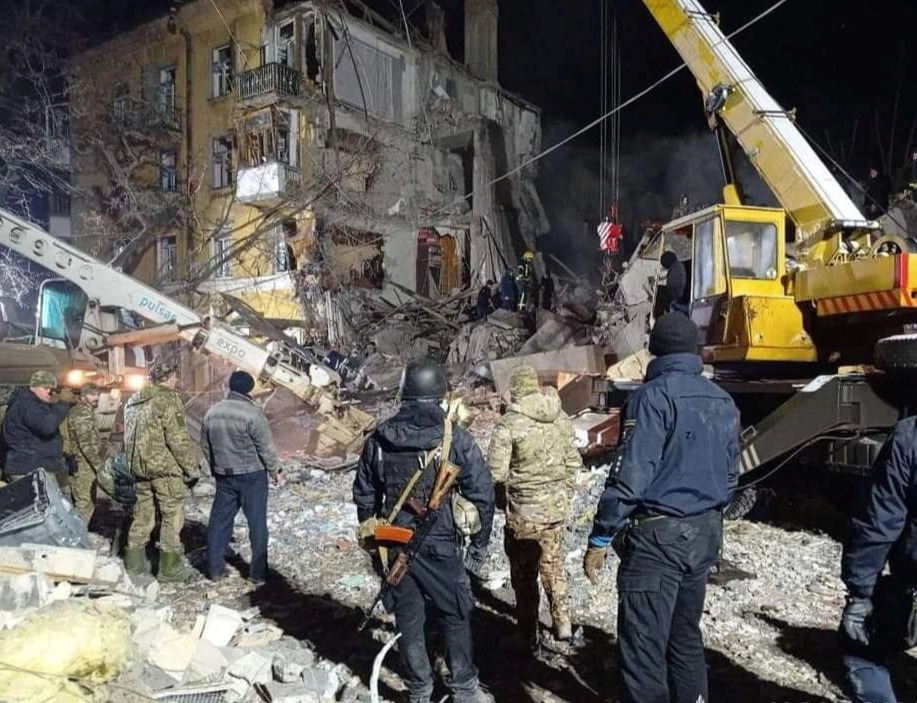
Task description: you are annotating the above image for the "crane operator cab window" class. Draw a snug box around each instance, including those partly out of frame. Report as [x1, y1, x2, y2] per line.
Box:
[36, 279, 88, 350]
[725, 220, 778, 280]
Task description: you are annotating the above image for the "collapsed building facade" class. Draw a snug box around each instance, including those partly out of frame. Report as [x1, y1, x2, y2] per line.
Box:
[65, 0, 547, 354]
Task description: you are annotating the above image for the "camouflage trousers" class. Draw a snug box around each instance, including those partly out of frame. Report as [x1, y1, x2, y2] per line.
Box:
[504, 520, 569, 638]
[71, 462, 98, 524]
[127, 476, 187, 551]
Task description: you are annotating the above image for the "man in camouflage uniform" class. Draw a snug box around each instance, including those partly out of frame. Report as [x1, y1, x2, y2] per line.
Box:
[124, 362, 199, 582]
[65, 384, 105, 524]
[487, 364, 583, 648]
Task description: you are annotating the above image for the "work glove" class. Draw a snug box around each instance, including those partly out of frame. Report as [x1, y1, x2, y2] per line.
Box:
[270, 470, 285, 487]
[464, 543, 488, 577]
[841, 596, 874, 647]
[583, 545, 608, 586]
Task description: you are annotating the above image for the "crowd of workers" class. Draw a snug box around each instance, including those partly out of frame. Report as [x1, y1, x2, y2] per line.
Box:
[475, 250, 556, 320]
[0, 305, 914, 703]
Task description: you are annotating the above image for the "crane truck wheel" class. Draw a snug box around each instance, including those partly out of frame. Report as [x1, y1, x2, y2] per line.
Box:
[724, 486, 758, 520]
[874, 334, 917, 372]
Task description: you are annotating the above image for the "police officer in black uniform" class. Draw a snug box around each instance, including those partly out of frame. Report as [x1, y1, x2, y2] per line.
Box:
[839, 414, 917, 703]
[353, 358, 495, 703]
[582, 312, 740, 703]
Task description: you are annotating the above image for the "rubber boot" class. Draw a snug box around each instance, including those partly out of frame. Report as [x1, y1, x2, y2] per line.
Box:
[123, 546, 148, 576]
[158, 551, 193, 583]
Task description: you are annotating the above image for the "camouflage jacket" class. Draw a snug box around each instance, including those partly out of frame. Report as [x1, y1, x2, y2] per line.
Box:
[65, 401, 104, 472]
[487, 388, 582, 527]
[124, 384, 198, 481]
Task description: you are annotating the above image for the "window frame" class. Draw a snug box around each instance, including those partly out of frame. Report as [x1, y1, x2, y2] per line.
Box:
[211, 43, 234, 98]
[159, 149, 177, 192]
[211, 229, 234, 279]
[724, 219, 779, 281]
[157, 234, 178, 282]
[211, 135, 233, 189]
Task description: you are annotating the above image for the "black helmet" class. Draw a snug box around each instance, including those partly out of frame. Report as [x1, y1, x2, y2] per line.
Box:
[400, 358, 448, 401]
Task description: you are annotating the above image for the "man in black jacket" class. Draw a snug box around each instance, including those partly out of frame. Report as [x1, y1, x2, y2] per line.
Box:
[839, 416, 917, 703]
[583, 313, 740, 703]
[1, 371, 74, 489]
[353, 358, 495, 703]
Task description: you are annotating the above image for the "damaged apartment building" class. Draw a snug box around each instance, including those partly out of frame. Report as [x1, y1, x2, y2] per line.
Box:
[65, 0, 548, 348]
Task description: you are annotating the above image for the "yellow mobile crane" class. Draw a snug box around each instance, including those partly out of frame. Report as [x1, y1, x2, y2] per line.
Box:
[626, 0, 917, 483]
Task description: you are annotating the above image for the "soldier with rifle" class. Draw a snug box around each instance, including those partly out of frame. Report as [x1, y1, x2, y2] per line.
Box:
[353, 358, 495, 703]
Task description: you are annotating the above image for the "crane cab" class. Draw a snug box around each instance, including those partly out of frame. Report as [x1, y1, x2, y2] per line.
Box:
[655, 204, 817, 364]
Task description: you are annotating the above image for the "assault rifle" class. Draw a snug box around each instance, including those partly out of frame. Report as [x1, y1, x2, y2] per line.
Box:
[358, 461, 461, 631]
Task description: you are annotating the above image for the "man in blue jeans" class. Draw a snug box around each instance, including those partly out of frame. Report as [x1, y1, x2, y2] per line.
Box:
[582, 312, 740, 703]
[202, 371, 282, 584]
[840, 414, 917, 702]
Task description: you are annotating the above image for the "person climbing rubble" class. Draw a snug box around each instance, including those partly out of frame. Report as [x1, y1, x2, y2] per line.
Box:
[487, 364, 582, 651]
[515, 251, 538, 314]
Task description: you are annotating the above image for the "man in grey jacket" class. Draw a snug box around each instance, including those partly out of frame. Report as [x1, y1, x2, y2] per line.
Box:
[202, 371, 282, 584]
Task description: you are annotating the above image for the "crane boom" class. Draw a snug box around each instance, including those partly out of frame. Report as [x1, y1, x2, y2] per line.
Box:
[0, 208, 339, 400]
[642, 0, 869, 239]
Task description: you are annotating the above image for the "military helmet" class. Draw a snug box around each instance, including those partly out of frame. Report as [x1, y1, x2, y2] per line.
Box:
[522, 250, 535, 262]
[148, 361, 178, 383]
[509, 364, 539, 399]
[29, 370, 58, 389]
[400, 358, 448, 401]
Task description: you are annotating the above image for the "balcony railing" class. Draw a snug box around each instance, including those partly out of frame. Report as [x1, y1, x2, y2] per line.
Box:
[236, 63, 302, 102]
[113, 98, 181, 133]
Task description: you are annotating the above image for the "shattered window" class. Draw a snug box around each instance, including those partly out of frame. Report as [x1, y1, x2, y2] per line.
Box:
[334, 35, 403, 123]
[212, 135, 233, 188]
[692, 218, 726, 300]
[112, 81, 130, 124]
[158, 66, 176, 117]
[725, 220, 778, 279]
[157, 235, 177, 282]
[275, 21, 295, 67]
[212, 229, 234, 279]
[212, 44, 234, 97]
[159, 150, 177, 192]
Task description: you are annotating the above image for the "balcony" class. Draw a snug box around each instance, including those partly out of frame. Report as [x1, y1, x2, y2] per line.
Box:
[236, 63, 302, 105]
[236, 160, 303, 207]
[113, 99, 182, 135]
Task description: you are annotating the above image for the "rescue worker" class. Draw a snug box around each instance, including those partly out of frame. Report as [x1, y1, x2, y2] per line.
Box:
[1, 370, 74, 489]
[487, 364, 582, 650]
[515, 251, 538, 314]
[660, 251, 688, 314]
[124, 362, 200, 583]
[353, 358, 495, 703]
[475, 280, 496, 320]
[65, 383, 106, 524]
[540, 272, 555, 312]
[838, 414, 917, 702]
[202, 371, 282, 585]
[499, 269, 518, 311]
[583, 312, 740, 703]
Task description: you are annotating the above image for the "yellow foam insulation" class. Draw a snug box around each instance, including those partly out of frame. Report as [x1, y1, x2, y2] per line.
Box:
[0, 600, 132, 702]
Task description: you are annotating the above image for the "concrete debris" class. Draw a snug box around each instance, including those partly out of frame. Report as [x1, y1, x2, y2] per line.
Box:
[201, 603, 244, 646]
[260, 680, 322, 703]
[0, 544, 96, 582]
[489, 345, 606, 395]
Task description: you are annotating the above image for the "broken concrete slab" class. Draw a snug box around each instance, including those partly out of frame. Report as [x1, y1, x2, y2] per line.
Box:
[227, 650, 273, 686]
[490, 345, 606, 395]
[607, 349, 651, 382]
[187, 638, 229, 681]
[201, 603, 243, 647]
[0, 572, 53, 612]
[557, 374, 607, 416]
[273, 649, 316, 683]
[147, 627, 198, 680]
[300, 666, 341, 701]
[517, 313, 589, 356]
[261, 680, 321, 703]
[0, 544, 96, 582]
[570, 411, 621, 453]
[486, 308, 527, 330]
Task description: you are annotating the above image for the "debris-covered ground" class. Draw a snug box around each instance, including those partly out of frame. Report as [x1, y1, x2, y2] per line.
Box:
[9, 408, 897, 703]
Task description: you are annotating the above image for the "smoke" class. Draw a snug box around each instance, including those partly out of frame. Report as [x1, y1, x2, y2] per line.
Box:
[535, 119, 775, 280]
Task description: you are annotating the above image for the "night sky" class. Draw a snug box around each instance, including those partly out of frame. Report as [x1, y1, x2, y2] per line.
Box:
[11, 0, 917, 270]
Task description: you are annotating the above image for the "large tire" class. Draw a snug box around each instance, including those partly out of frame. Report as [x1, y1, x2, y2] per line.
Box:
[874, 334, 917, 371]
[724, 486, 758, 520]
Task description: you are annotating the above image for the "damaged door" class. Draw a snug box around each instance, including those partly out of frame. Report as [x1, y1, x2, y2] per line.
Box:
[691, 215, 730, 348]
